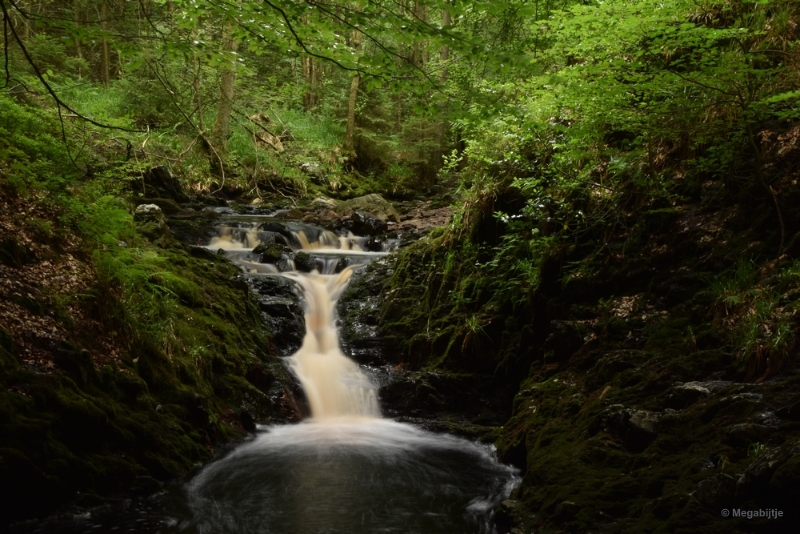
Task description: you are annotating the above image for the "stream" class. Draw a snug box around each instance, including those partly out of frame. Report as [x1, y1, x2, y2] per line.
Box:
[14, 211, 519, 534]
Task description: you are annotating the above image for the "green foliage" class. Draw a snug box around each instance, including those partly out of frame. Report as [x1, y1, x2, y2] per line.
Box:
[710, 259, 800, 375]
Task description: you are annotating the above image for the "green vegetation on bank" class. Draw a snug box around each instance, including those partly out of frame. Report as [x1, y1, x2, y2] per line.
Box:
[0, 93, 288, 525]
[374, 1, 800, 530]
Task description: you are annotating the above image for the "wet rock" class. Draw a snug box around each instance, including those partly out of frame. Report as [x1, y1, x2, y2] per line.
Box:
[276, 208, 305, 220]
[494, 499, 526, 534]
[692, 473, 737, 508]
[247, 275, 305, 355]
[337, 260, 392, 364]
[239, 410, 256, 432]
[346, 211, 388, 236]
[245, 364, 276, 392]
[260, 222, 296, 244]
[275, 257, 294, 272]
[253, 242, 290, 263]
[293, 252, 313, 273]
[335, 193, 400, 222]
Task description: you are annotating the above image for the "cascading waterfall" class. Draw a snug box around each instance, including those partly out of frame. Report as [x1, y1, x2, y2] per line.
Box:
[209, 220, 387, 419]
[283, 269, 380, 419]
[24, 213, 519, 534]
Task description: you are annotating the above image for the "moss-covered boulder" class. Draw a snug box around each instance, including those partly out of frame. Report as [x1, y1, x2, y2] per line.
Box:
[253, 242, 291, 263]
[334, 194, 400, 223]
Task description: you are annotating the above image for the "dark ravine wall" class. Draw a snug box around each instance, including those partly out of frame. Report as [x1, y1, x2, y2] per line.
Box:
[374, 168, 800, 531]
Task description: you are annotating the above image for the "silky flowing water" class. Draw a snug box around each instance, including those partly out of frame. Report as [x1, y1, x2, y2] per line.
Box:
[17, 213, 518, 534]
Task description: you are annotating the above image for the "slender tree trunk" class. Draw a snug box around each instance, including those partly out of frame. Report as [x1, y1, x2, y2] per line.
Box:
[344, 25, 362, 156]
[434, 7, 451, 165]
[73, 0, 82, 61]
[22, 1, 30, 41]
[211, 19, 239, 162]
[100, 2, 110, 87]
[412, 1, 427, 67]
[302, 57, 319, 111]
[345, 73, 360, 155]
[311, 58, 319, 108]
[193, 53, 204, 132]
[439, 8, 450, 83]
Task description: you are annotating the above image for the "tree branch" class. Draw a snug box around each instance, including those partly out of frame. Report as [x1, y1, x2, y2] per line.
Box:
[1, 0, 144, 132]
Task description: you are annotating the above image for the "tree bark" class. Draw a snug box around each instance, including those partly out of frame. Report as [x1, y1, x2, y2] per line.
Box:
[73, 0, 82, 62]
[193, 53, 204, 133]
[211, 20, 239, 157]
[412, 1, 427, 67]
[345, 72, 360, 155]
[344, 24, 362, 156]
[434, 6, 452, 169]
[302, 57, 319, 111]
[100, 2, 110, 87]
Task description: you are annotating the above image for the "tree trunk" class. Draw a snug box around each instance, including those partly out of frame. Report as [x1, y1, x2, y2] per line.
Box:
[100, 2, 110, 87]
[208, 19, 239, 174]
[302, 57, 319, 111]
[212, 21, 239, 154]
[345, 73, 360, 155]
[73, 0, 82, 62]
[193, 53, 204, 132]
[344, 25, 362, 156]
[439, 8, 451, 83]
[434, 7, 452, 170]
[22, 1, 30, 41]
[412, 1, 427, 67]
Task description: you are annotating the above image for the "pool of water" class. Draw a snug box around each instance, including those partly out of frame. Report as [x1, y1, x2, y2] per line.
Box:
[15, 420, 518, 534]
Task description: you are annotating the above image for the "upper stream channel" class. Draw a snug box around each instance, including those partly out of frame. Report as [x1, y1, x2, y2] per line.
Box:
[18, 210, 519, 534]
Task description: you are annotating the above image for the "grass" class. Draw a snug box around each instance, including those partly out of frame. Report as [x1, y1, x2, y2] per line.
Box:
[709, 259, 800, 377]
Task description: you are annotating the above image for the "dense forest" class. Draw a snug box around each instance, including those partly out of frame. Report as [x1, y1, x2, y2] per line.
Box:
[2, 0, 800, 532]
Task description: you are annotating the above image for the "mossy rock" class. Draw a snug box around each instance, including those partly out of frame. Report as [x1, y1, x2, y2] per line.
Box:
[135, 197, 183, 215]
[293, 251, 313, 272]
[334, 194, 400, 222]
[253, 242, 291, 263]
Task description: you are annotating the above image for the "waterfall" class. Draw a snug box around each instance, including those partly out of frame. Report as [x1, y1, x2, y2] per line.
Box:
[34, 213, 521, 534]
[206, 220, 382, 420]
[283, 269, 380, 419]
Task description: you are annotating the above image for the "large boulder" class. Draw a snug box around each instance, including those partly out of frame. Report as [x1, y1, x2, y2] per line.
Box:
[138, 166, 191, 203]
[346, 211, 388, 236]
[133, 203, 163, 221]
[334, 194, 399, 223]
